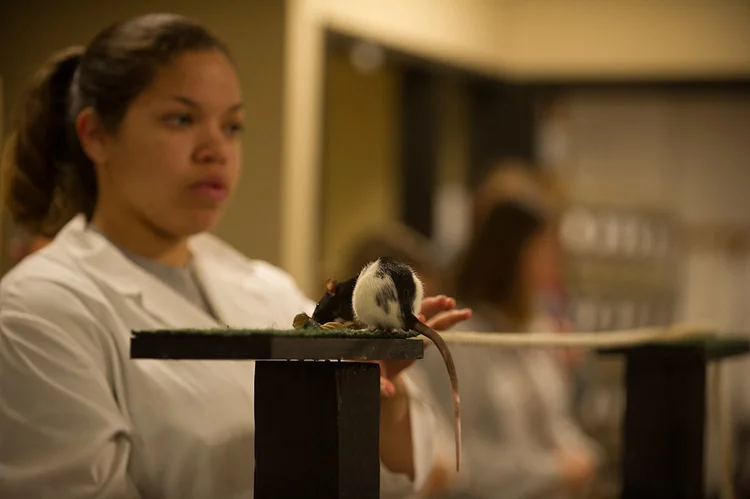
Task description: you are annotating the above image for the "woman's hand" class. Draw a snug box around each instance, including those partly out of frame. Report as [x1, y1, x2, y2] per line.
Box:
[376, 295, 471, 479]
[379, 295, 471, 396]
[419, 295, 473, 331]
[558, 450, 595, 493]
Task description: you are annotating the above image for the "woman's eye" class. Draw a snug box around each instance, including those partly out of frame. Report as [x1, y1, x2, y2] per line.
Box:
[164, 114, 192, 126]
[225, 122, 245, 137]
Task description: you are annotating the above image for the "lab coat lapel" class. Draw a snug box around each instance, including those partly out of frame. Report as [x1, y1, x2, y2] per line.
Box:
[130, 272, 222, 330]
[61, 216, 222, 330]
[187, 233, 308, 329]
[188, 241, 277, 329]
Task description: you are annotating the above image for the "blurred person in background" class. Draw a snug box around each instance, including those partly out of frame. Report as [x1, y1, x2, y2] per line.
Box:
[0, 13, 470, 499]
[476, 164, 586, 381]
[412, 162, 600, 499]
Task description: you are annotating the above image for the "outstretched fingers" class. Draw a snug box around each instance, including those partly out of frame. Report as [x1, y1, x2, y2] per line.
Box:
[419, 295, 456, 320]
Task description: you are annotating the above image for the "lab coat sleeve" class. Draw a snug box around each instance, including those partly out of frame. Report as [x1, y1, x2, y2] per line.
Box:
[0, 278, 140, 499]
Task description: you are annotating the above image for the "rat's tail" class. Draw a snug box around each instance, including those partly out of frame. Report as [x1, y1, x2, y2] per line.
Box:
[413, 319, 462, 472]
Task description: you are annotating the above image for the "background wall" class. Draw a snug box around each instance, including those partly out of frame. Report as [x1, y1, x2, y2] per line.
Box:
[503, 0, 750, 79]
[319, 51, 400, 281]
[284, 0, 750, 295]
[0, 0, 286, 266]
[318, 50, 473, 282]
[3, 0, 749, 295]
[283, 0, 509, 295]
[551, 92, 750, 332]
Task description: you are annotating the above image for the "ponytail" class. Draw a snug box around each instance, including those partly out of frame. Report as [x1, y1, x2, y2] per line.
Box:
[1, 46, 94, 237]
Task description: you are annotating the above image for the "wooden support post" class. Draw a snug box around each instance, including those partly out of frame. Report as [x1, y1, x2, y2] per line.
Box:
[600, 339, 750, 498]
[130, 329, 424, 499]
[254, 361, 380, 499]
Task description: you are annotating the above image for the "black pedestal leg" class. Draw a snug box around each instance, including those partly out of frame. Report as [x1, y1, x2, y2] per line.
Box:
[621, 347, 706, 498]
[254, 361, 381, 499]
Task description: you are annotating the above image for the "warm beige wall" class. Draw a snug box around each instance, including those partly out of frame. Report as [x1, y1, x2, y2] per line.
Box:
[319, 57, 470, 285]
[282, 0, 506, 295]
[503, 0, 750, 79]
[283, 0, 750, 295]
[316, 0, 507, 76]
[0, 0, 285, 265]
[319, 52, 400, 282]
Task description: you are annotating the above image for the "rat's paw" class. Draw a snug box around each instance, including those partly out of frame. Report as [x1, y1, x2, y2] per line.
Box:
[321, 322, 346, 330]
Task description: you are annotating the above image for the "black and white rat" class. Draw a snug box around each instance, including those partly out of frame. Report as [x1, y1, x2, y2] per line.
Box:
[351, 256, 461, 472]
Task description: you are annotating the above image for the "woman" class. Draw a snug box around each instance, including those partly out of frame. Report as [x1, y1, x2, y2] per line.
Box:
[412, 166, 600, 498]
[0, 14, 469, 499]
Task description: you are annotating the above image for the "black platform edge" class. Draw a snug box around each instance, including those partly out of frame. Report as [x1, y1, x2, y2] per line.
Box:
[130, 333, 424, 361]
[598, 337, 750, 361]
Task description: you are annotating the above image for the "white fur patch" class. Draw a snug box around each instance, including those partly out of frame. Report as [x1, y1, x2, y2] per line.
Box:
[352, 258, 424, 330]
[411, 271, 424, 316]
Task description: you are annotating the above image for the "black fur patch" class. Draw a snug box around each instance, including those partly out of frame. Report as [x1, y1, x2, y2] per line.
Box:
[375, 285, 397, 314]
[375, 265, 387, 279]
[377, 257, 418, 325]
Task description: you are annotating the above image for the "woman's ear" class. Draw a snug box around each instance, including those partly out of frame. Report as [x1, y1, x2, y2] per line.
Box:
[75, 107, 110, 166]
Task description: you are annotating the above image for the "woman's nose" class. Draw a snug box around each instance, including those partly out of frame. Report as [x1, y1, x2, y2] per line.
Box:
[193, 123, 229, 164]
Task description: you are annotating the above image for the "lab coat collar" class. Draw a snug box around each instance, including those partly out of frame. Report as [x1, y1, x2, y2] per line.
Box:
[56, 215, 240, 330]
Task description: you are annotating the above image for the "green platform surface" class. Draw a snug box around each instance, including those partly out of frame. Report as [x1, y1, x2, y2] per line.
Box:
[600, 334, 750, 360]
[131, 327, 420, 340]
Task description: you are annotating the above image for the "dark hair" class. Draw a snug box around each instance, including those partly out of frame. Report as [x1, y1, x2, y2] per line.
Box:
[1, 13, 231, 237]
[453, 200, 547, 326]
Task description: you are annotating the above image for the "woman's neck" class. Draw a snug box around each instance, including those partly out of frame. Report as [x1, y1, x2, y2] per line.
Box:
[89, 210, 190, 268]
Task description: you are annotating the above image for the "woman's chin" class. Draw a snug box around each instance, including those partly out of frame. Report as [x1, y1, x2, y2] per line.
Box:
[172, 210, 222, 237]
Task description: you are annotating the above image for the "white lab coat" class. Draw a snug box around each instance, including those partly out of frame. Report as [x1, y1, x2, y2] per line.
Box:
[0, 215, 439, 499]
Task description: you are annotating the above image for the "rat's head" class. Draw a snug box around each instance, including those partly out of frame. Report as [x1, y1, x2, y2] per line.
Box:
[311, 277, 357, 324]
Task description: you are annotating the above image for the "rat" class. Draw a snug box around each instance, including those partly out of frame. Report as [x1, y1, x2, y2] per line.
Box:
[311, 277, 359, 325]
[351, 256, 461, 472]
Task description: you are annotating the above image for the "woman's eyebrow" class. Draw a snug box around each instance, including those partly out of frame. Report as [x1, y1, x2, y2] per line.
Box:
[167, 95, 244, 112]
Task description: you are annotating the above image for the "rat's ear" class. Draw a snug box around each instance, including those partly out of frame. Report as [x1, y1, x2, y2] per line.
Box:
[325, 279, 337, 295]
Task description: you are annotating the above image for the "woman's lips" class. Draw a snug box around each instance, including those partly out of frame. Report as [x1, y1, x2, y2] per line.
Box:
[190, 180, 228, 202]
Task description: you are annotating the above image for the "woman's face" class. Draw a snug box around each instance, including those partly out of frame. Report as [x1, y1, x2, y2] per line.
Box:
[90, 49, 244, 238]
[523, 225, 560, 292]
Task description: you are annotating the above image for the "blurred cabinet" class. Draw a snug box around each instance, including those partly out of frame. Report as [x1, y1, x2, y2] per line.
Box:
[560, 204, 683, 332]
